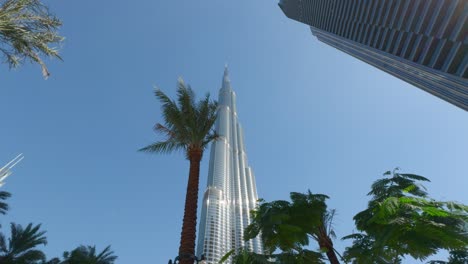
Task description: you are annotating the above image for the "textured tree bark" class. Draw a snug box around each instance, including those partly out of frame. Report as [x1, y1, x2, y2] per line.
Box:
[325, 247, 340, 264]
[318, 228, 340, 264]
[178, 149, 202, 264]
[319, 236, 340, 264]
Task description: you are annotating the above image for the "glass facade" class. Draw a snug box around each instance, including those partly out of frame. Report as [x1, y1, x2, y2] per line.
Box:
[279, 0, 468, 111]
[196, 68, 263, 263]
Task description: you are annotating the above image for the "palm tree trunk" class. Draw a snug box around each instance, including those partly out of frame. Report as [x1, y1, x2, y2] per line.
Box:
[324, 247, 340, 264]
[318, 228, 340, 264]
[178, 149, 203, 264]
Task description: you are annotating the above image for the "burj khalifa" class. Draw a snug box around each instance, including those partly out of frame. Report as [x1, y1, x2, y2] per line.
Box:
[196, 68, 263, 263]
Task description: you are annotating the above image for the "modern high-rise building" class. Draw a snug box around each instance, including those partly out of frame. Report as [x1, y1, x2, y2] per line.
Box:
[0, 154, 23, 187]
[279, 0, 468, 111]
[196, 68, 263, 263]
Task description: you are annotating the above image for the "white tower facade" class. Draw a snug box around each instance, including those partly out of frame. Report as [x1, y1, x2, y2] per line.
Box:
[0, 154, 23, 187]
[196, 68, 263, 263]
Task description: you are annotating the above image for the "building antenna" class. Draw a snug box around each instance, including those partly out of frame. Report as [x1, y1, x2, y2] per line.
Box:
[0, 154, 24, 186]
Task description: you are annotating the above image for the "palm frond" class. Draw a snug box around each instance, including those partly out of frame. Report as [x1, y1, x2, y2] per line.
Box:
[400, 174, 430, 182]
[325, 209, 336, 239]
[15, 249, 46, 263]
[0, 0, 64, 78]
[154, 88, 188, 140]
[139, 140, 185, 154]
[141, 79, 218, 158]
[0, 191, 11, 215]
[202, 130, 219, 148]
[9, 223, 47, 255]
[96, 245, 117, 264]
[153, 123, 176, 139]
[62, 245, 117, 264]
[0, 233, 7, 253]
[0, 223, 47, 263]
[219, 249, 235, 263]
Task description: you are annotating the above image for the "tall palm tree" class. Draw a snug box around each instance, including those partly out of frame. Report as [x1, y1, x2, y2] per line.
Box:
[245, 191, 340, 264]
[61, 245, 117, 264]
[0, 0, 63, 78]
[0, 223, 47, 264]
[139, 78, 218, 264]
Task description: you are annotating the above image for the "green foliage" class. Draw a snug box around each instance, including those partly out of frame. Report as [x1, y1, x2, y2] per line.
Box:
[245, 199, 307, 253]
[218, 249, 270, 264]
[446, 249, 468, 264]
[139, 78, 218, 159]
[428, 249, 468, 264]
[61, 245, 117, 264]
[0, 0, 63, 78]
[219, 248, 325, 264]
[342, 233, 401, 263]
[0, 223, 47, 264]
[343, 169, 468, 263]
[244, 191, 337, 263]
[41, 258, 60, 264]
[218, 249, 236, 263]
[272, 249, 325, 264]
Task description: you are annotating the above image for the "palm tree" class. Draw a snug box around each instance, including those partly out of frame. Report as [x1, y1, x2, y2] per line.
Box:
[245, 199, 307, 254]
[244, 191, 340, 264]
[0, 223, 47, 264]
[289, 192, 341, 264]
[61, 245, 117, 264]
[0, 0, 63, 78]
[343, 169, 468, 263]
[139, 78, 218, 264]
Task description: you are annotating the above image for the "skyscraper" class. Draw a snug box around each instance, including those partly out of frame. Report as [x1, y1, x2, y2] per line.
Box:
[0, 154, 23, 187]
[196, 68, 263, 263]
[279, 0, 468, 111]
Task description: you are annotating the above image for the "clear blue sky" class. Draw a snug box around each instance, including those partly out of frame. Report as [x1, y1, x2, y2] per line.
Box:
[0, 0, 466, 263]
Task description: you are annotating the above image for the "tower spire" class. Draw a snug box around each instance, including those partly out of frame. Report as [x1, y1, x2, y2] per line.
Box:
[222, 64, 231, 90]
